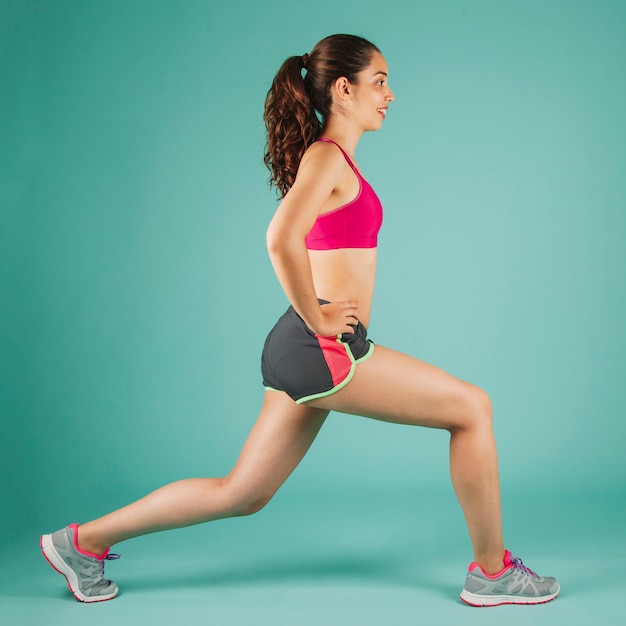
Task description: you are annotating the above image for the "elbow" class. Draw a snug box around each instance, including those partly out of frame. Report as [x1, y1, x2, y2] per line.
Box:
[266, 227, 281, 257]
[267, 237, 293, 265]
[266, 226, 303, 260]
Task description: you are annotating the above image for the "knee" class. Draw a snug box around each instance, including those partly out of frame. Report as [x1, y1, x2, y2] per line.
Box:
[451, 384, 493, 433]
[474, 386, 493, 422]
[219, 476, 275, 517]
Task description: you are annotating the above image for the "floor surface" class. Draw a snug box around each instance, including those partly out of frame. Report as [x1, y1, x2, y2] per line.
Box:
[2, 489, 623, 626]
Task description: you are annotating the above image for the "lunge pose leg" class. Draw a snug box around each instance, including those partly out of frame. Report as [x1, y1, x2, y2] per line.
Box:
[309, 345, 559, 606]
[41, 393, 328, 601]
[309, 345, 504, 571]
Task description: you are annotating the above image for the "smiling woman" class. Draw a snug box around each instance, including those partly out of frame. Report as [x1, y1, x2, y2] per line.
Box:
[264, 34, 389, 196]
[40, 33, 559, 608]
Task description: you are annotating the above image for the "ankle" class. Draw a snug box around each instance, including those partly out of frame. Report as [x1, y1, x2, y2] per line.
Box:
[475, 551, 506, 576]
[75, 524, 110, 558]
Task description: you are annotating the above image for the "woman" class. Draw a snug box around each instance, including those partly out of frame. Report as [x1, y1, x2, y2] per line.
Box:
[41, 34, 559, 607]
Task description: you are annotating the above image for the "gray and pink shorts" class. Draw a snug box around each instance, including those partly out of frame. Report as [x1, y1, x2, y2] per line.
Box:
[261, 301, 374, 404]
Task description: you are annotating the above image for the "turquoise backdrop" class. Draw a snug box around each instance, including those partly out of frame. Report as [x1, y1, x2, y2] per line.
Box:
[1, 1, 625, 624]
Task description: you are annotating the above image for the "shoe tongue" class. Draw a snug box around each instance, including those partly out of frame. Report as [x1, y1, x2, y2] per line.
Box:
[503, 550, 513, 567]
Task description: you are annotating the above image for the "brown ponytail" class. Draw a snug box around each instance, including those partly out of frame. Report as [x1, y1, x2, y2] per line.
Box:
[264, 34, 380, 197]
[263, 55, 320, 197]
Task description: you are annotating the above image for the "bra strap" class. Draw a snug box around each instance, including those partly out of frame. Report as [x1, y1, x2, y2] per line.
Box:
[317, 137, 360, 176]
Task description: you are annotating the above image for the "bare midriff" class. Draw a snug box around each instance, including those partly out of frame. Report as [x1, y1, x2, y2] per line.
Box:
[308, 247, 377, 329]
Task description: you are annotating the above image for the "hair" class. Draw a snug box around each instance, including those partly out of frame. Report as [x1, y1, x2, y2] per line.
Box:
[264, 34, 380, 197]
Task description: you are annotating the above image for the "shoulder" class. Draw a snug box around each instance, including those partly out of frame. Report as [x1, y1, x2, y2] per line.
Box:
[297, 140, 346, 182]
[289, 140, 348, 194]
[274, 140, 346, 224]
[268, 141, 346, 238]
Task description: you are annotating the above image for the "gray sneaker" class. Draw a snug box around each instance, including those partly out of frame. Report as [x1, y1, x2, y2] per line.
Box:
[460, 550, 559, 607]
[40, 523, 120, 602]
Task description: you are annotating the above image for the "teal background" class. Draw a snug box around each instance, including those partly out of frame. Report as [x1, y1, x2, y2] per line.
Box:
[1, 1, 625, 624]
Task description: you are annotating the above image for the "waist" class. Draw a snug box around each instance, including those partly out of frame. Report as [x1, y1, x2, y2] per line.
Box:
[308, 248, 376, 328]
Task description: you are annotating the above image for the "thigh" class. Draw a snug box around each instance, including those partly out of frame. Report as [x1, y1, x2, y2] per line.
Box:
[225, 390, 329, 501]
[306, 344, 489, 431]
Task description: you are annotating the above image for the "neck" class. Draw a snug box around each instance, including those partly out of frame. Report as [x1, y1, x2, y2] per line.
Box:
[321, 118, 364, 157]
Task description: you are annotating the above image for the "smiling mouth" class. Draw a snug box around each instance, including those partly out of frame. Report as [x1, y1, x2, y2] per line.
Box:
[377, 108, 387, 119]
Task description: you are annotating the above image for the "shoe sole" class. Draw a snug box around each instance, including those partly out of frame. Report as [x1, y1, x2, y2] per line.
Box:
[40, 534, 118, 603]
[460, 584, 560, 607]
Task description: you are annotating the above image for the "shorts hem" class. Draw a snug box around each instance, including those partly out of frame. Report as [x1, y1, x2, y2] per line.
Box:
[295, 341, 375, 405]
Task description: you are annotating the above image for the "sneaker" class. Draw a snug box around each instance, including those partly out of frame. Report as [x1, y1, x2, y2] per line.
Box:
[460, 550, 559, 607]
[40, 523, 120, 602]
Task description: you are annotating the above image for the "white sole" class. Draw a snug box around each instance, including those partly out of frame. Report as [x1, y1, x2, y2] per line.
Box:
[40, 533, 118, 603]
[460, 584, 560, 607]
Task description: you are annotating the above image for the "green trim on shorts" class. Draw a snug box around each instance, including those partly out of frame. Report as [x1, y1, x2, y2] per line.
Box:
[295, 340, 374, 405]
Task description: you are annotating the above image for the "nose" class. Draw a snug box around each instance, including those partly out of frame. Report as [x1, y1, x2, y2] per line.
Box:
[386, 86, 394, 102]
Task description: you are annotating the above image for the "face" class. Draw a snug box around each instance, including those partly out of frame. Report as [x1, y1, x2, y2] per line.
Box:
[349, 51, 395, 131]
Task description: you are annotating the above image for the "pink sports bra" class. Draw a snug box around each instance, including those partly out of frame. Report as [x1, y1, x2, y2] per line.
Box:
[304, 138, 383, 250]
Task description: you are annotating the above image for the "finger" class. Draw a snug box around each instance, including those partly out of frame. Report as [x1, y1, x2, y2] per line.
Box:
[341, 307, 359, 320]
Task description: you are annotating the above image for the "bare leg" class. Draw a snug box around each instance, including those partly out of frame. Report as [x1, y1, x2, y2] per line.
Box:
[78, 392, 328, 555]
[308, 345, 505, 574]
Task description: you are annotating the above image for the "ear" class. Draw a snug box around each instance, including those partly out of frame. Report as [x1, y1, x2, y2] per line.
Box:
[332, 76, 353, 101]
